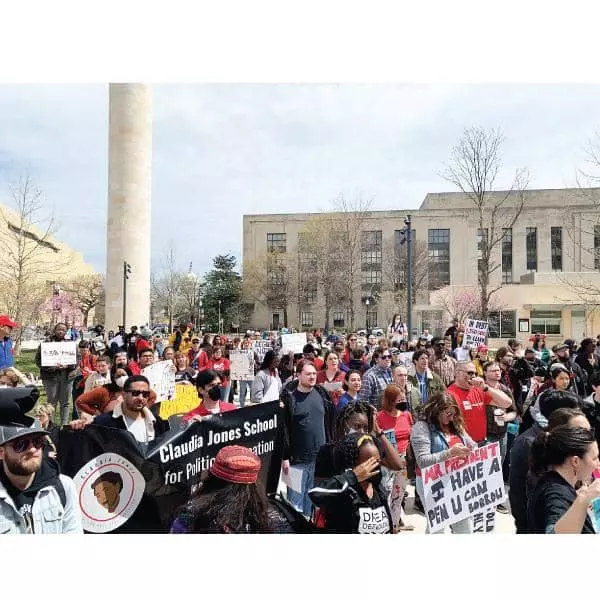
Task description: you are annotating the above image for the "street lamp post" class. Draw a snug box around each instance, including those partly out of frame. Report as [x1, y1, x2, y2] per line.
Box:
[398, 215, 413, 340]
[218, 299, 222, 334]
[365, 297, 370, 331]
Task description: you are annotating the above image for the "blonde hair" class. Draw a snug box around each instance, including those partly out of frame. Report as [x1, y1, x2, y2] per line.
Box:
[34, 404, 54, 419]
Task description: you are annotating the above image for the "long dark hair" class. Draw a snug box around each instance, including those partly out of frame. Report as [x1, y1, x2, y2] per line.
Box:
[420, 392, 466, 436]
[530, 425, 595, 476]
[176, 472, 273, 533]
[103, 365, 133, 393]
[260, 350, 277, 371]
[333, 432, 380, 473]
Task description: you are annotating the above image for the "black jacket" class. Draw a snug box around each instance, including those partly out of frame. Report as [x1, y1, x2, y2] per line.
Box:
[279, 379, 336, 462]
[548, 358, 586, 398]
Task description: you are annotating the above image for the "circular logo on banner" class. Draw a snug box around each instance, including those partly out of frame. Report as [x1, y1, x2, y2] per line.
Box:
[74, 453, 146, 533]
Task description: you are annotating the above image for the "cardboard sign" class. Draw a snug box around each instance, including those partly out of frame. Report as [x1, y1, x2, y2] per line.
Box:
[422, 442, 505, 533]
[40, 341, 77, 367]
[462, 319, 489, 348]
[230, 349, 254, 381]
[158, 384, 201, 420]
[281, 332, 307, 355]
[253, 340, 272, 362]
[398, 352, 414, 368]
[142, 361, 176, 401]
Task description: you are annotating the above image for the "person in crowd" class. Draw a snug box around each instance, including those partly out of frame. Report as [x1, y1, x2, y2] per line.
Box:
[444, 318, 460, 350]
[410, 392, 475, 533]
[280, 360, 336, 517]
[33, 404, 60, 455]
[237, 337, 259, 407]
[430, 337, 457, 387]
[83, 355, 112, 392]
[582, 371, 600, 446]
[408, 348, 445, 407]
[302, 343, 324, 370]
[361, 349, 393, 408]
[169, 323, 193, 354]
[309, 432, 393, 534]
[388, 314, 406, 344]
[342, 334, 360, 367]
[332, 340, 348, 372]
[183, 369, 237, 422]
[126, 325, 139, 362]
[251, 350, 282, 404]
[377, 384, 414, 531]
[337, 369, 362, 413]
[171, 445, 274, 533]
[531, 334, 551, 363]
[75, 365, 152, 420]
[530, 363, 581, 428]
[472, 344, 489, 378]
[508, 389, 580, 533]
[135, 326, 153, 358]
[71, 375, 168, 442]
[188, 337, 209, 371]
[446, 361, 513, 445]
[575, 338, 599, 396]
[206, 345, 231, 402]
[35, 323, 78, 426]
[173, 351, 197, 385]
[152, 332, 165, 359]
[0, 314, 17, 370]
[0, 369, 20, 388]
[316, 351, 346, 407]
[161, 346, 175, 363]
[549, 343, 586, 397]
[131, 347, 155, 375]
[493, 347, 516, 395]
[392, 364, 422, 417]
[527, 425, 600, 533]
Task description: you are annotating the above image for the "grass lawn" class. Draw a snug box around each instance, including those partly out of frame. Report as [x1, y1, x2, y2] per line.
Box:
[14, 349, 52, 415]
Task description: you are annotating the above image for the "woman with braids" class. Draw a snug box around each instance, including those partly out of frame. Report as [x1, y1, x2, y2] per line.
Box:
[527, 425, 600, 533]
[410, 391, 476, 533]
[309, 432, 393, 533]
[171, 445, 275, 533]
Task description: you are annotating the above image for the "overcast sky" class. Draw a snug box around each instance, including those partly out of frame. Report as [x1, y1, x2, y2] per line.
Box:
[1, 83, 600, 277]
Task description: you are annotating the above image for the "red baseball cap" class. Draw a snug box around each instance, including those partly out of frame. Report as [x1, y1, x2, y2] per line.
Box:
[477, 344, 488, 353]
[0, 315, 18, 328]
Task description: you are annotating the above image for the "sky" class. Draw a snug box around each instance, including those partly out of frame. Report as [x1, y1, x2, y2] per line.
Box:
[1, 83, 600, 277]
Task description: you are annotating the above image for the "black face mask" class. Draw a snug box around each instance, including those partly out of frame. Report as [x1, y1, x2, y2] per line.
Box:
[207, 386, 221, 401]
[395, 401, 409, 412]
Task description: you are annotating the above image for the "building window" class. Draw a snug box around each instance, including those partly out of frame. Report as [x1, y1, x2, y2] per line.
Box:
[502, 228, 513, 284]
[360, 250, 382, 265]
[477, 228, 489, 252]
[526, 227, 537, 271]
[361, 231, 382, 291]
[361, 270, 382, 285]
[366, 310, 378, 329]
[332, 311, 345, 328]
[530, 309, 562, 335]
[361, 230, 382, 250]
[488, 311, 517, 339]
[428, 229, 450, 290]
[551, 227, 563, 271]
[594, 225, 600, 270]
[267, 232, 286, 253]
[300, 311, 313, 327]
[298, 273, 317, 304]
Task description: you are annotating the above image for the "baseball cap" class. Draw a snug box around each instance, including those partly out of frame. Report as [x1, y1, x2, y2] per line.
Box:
[552, 343, 569, 353]
[0, 315, 18, 328]
[209, 445, 261, 484]
[563, 339, 576, 349]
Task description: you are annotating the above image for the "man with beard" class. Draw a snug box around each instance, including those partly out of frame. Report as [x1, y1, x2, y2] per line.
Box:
[549, 343, 586, 398]
[0, 388, 82, 533]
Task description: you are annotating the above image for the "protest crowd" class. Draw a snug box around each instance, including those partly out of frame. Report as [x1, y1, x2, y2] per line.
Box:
[0, 311, 600, 535]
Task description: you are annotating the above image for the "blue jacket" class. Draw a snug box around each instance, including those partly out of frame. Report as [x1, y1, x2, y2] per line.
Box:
[0, 337, 14, 370]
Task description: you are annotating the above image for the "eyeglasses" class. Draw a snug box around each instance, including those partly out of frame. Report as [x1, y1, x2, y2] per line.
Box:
[459, 370, 476, 376]
[10, 436, 46, 453]
[349, 338, 357, 342]
[128, 390, 151, 398]
[381, 355, 392, 359]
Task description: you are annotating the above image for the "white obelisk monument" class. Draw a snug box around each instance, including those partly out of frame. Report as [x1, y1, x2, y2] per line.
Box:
[105, 83, 152, 331]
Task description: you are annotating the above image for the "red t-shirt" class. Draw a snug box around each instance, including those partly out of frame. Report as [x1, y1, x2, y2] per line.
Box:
[207, 357, 231, 387]
[446, 383, 491, 443]
[183, 401, 237, 423]
[316, 370, 346, 404]
[377, 410, 414, 454]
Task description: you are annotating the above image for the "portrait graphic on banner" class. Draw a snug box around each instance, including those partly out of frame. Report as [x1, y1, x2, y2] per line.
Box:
[74, 453, 146, 533]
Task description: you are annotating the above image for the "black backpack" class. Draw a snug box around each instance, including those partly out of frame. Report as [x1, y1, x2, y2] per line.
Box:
[268, 494, 320, 533]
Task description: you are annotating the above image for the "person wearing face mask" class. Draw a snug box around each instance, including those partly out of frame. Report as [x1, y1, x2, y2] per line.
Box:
[74, 366, 157, 422]
[183, 369, 237, 423]
[376, 384, 414, 531]
[527, 425, 600, 533]
[309, 432, 393, 534]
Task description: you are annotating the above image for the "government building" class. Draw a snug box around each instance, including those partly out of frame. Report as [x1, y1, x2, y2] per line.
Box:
[243, 187, 600, 346]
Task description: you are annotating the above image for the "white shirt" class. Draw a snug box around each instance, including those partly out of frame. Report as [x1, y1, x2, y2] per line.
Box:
[113, 402, 157, 442]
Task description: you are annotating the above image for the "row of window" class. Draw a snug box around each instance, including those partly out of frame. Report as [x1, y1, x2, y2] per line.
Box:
[299, 310, 378, 328]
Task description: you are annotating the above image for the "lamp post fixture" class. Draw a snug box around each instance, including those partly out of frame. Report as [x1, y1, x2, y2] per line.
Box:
[398, 215, 413, 339]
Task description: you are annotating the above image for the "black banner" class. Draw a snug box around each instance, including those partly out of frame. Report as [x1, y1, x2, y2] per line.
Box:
[59, 401, 284, 533]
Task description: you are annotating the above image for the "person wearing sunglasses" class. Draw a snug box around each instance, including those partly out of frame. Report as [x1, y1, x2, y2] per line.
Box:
[71, 375, 169, 442]
[446, 361, 512, 445]
[361, 349, 394, 409]
[0, 387, 83, 533]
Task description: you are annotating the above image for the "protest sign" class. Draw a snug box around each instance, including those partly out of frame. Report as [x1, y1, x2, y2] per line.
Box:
[281, 332, 307, 354]
[142, 361, 176, 401]
[40, 341, 77, 367]
[158, 384, 200, 420]
[253, 339, 272, 362]
[59, 401, 284, 533]
[398, 352, 414, 368]
[462, 319, 489, 348]
[230, 349, 254, 380]
[472, 508, 497, 533]
[422, 442, 504, 533]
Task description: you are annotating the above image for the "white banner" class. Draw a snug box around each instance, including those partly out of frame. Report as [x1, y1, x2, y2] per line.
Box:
[422, 442, 504, 533]
[40, 341, 77, 367]
[142, 361, 176, 402]
[281, 332, 307, 355]
[462, 319, 489, 348]
[230, 349, 254, 381]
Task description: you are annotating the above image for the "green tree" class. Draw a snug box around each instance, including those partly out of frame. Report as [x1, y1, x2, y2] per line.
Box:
[203, 254, 243, 332]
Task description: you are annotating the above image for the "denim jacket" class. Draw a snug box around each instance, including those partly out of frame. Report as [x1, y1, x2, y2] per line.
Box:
[410, 420, 474, 470]
[0, 474, 83, 534]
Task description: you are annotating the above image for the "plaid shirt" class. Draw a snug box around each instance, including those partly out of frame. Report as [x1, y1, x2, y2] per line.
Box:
[430, 354, 457, 388]
[362, 365, 393, 408]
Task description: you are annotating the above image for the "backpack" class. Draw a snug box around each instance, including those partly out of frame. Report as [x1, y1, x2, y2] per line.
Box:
[268, 494, 319, 533]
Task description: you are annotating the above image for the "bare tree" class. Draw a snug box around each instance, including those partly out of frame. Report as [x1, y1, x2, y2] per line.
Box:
[61, 274, 104, 327]
[433, 285, 506, 325]
[442, 127, 529, 320]
[0, 173, 69, 353]
[150, 243, 183, 331]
